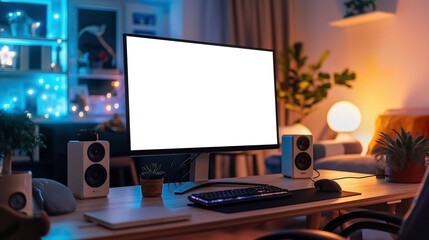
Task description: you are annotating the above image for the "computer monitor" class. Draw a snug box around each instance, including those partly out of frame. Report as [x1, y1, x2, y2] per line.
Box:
[123, 34, 279, 194]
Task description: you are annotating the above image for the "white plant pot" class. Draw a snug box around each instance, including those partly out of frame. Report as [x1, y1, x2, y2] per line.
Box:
[0, 171, 33, 216]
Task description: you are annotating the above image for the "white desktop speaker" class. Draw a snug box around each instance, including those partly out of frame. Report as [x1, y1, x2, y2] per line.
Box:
[282, 134, 313, 178]
[0, 171, 33, 216]
[67, 140, 110, 199]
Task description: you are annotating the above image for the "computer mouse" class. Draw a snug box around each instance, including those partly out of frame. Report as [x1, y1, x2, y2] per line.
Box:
[314, 179, 342, 192]
[32, 178, 76, 216]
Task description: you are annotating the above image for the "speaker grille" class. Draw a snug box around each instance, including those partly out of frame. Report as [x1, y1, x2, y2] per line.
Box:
[9, 192, 27, 211]
[295, 152, 312, 170]
[296, 136, 311, 151]
[87, 142, 106, 162]
[85, 164, 108, 188]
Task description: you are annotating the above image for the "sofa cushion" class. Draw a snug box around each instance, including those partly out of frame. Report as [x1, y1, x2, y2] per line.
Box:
[314, 154, 376, 174]
[314, 140, 363, 160]
[367, 114, 429, 155]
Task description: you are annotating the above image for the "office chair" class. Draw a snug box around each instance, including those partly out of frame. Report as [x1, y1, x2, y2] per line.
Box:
[0, 205, 50, 240]
[257, 169, 429, 240]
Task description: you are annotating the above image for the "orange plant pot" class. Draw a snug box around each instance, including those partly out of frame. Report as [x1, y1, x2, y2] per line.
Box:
[386, 156, 427, 183]
[140, 178, 164, 197]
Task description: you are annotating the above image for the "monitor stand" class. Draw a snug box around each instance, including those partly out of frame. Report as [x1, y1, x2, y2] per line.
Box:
[173, 153, 263, 194]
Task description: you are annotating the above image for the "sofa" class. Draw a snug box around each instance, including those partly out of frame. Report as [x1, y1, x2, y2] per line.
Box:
[266, 109, 429, 175]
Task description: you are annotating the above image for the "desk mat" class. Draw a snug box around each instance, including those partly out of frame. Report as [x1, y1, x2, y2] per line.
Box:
[189, 188, 360, 214]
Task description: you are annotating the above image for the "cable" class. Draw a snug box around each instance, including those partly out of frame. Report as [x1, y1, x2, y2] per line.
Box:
[312, 168, 377, 182]
[311, 169, 321, 182]
[332, 174, 376, 181]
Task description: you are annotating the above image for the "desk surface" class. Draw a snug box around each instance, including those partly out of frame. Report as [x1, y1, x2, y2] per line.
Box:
[44, 170, 420, 240]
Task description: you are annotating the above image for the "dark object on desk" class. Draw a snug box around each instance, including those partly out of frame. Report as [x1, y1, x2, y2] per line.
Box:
[32, 178, 76, 216]
[190, 188, 360, 213]
[188, 185, 291, 207]
[0, 205, 50, 240]
[314, 179, 342, 192]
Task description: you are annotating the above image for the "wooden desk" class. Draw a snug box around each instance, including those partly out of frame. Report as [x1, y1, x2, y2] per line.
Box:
[44, 170, 420, 240]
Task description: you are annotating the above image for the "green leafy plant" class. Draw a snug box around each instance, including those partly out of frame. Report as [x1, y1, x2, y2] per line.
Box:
[277, 42, 356, 124]
[140, 163, 165, 179]
[0, 111, 45, 175]
[371, 127, 429, 171]
[344, 0, 376, 18]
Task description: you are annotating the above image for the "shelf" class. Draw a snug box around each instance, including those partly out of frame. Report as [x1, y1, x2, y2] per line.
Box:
[0, 70, 67, 77]
[330, 11, 394, 27]
[0, 37, 67, 47]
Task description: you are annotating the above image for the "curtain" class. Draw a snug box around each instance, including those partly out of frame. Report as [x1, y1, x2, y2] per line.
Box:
[228, 0, 289, 122]
[203, 0, 289, 178]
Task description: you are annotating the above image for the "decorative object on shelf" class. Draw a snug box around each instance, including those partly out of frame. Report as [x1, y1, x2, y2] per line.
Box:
[0, 111, 45, 215]
[7, 10, 33, 37]
[140, 163, 165, 197]
[30, 21, 41, 38]
[371, 127, 429, 183]
[327, 101, 361, 141]
[344, 0, 376, 18]
[277, 42, 356, 124]
[2, 2, 48, 38]
[0, 45, 17, 69]
[125, 3, 165, 36]
[95, 113, 126, 133]
[69, 85, 89, 118]
[78, 8, 117, 70]
[51, 39, 63, 72]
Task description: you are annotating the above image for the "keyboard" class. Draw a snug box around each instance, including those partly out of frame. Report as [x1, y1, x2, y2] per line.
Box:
[188, 184, 291, 207]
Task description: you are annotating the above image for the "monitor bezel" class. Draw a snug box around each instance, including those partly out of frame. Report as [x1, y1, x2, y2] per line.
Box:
[123, 33, 279, 157]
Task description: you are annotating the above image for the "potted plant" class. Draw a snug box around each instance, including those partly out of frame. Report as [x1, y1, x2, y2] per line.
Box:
[344, 0, 376, 18]
[0, 111, 45, 215]
[371, 127, 429, 183]
[140, 163, 165, 197]
[276, 42, 356, 125]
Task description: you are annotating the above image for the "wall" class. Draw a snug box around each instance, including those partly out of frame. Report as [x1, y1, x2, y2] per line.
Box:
[291, 0, 429, 152]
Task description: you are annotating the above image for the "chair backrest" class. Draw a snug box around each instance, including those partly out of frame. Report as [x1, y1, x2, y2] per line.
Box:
[398, 168, 429, 240]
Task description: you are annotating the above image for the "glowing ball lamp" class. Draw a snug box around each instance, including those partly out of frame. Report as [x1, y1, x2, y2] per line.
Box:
[327, 101, 361, 141]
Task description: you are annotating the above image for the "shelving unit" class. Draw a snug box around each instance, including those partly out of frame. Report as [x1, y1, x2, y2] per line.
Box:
[1, 0, 168, 120]
[0, 0, 68, 118]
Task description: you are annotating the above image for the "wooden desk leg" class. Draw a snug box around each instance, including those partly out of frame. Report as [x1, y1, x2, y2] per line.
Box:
[306, 213, 321, 229]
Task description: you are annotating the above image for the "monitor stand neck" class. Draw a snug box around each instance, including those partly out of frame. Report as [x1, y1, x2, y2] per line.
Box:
[173, 153, 262, 195]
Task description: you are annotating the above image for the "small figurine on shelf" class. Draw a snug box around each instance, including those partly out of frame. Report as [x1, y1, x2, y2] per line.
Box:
[95, 114, 126, 133]
[7, 11, 34, 37]
[344, 0, 376, 18]
[0, 46, 17, 69]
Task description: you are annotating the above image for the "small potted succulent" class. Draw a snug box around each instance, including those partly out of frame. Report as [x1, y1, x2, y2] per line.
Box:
[140, 163, 165, 197]
[371, 127, 429, 183]
[0, 111, 45, 215]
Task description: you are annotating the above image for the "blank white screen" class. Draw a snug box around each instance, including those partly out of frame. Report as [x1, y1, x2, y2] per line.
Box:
[125, 36, 278, 152]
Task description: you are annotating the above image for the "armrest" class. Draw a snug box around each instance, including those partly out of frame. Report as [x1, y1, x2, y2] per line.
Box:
[256, 229, 346, 240]
[314, 140, 363, 161]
